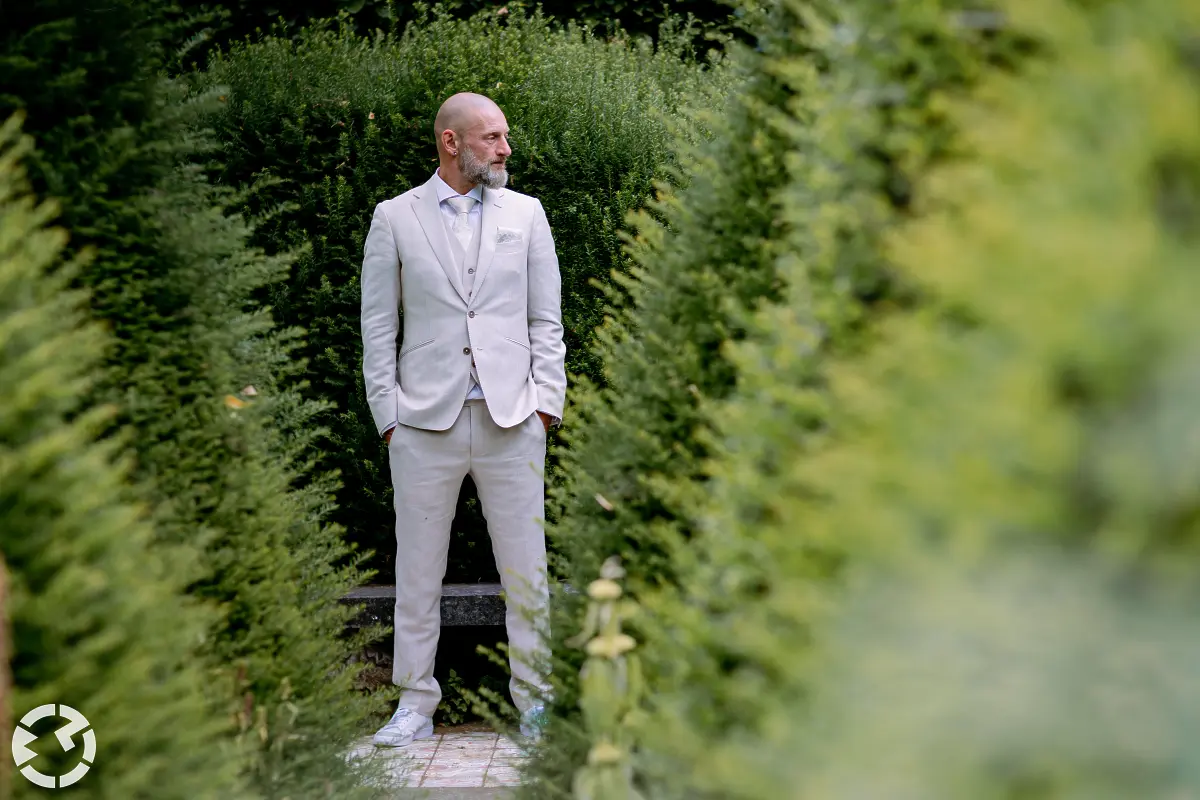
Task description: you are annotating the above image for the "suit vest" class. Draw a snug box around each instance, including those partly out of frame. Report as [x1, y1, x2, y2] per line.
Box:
[446, 212, 484, 396]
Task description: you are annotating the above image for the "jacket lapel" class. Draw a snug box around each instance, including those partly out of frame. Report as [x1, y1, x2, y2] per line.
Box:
[469, 186, 503, 307]
[411, 177, 468, 304]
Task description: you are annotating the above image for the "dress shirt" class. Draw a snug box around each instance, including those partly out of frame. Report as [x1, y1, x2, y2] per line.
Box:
[433, 170, 483, 233]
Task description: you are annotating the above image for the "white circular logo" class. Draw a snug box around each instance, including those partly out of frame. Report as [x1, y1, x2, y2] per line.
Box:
[11, 704, 96, 789]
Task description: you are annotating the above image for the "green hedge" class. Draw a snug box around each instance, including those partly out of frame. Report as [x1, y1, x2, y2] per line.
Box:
[174, 0, 738, 68]
[0, 116, 249, 800]
[623, 0, 1200, 795]
[191, 9, 733, 580]
[0, 1, 391, 795]
[525, 0, 1027, 792]
[519, 2, 802, 788]
[625, 1, 1023, 789]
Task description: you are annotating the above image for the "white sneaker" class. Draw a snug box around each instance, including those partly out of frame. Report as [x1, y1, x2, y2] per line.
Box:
[519, 704, 547, 742]
[372, 707, 434, 747]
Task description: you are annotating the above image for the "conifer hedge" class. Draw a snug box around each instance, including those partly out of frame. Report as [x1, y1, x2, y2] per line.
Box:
[0, 116, 249, 800]
[191, 10, 733, 577]
[522, 2, 801, 787]
[546, 0, 1200, 795]
[528, 0, 1023, 792]
[1, 1, 390, 795]
[778, 1, 1200, 791]
[175, 0, 737, 67]
[618, 1, 1027, 792]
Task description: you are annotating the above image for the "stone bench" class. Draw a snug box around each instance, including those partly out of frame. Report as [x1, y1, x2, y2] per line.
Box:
[341, 582, 577, 629]
[341, 583, 507, 627]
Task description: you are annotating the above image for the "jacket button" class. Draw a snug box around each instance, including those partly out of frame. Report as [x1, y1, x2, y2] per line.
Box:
[463, 347, 471, 355]
[468, 311, 476, 318]
[468, 268, 475, 274]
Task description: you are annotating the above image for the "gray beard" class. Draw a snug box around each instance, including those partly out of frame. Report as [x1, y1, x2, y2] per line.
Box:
[458, 146, 508, 189]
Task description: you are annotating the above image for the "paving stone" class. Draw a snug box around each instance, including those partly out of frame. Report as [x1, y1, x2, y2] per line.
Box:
[349, 724, 526, 789]
[483, 766, 522, 788]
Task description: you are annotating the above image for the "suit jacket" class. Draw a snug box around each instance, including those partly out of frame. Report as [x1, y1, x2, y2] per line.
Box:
[360, 174, 567, 434]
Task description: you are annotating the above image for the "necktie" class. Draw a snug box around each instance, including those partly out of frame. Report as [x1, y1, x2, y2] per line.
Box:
[446, 195, 476, 251]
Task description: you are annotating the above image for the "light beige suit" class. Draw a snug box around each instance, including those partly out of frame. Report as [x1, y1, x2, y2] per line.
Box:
[360, 173, 566, 716]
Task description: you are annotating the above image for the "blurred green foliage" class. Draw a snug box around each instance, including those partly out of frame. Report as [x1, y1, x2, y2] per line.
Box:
[0, 114, 250, 800]
[522, 0, 800, 786]
[0, 0, 395, 794]
[556, 0, 1200, 797]
[525, 0, 1023, 788]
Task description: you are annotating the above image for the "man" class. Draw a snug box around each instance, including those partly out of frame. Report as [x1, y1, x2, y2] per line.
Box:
[360, 92, 566, 747]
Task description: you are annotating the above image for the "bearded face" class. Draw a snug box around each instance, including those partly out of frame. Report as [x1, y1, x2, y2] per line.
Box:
[458, 143, 508, 189]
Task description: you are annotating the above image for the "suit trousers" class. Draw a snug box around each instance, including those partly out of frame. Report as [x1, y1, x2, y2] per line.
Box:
[388, 398, 550, 716]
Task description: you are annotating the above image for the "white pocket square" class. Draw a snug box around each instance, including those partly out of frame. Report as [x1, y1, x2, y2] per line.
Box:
[496, 227, 523, 244]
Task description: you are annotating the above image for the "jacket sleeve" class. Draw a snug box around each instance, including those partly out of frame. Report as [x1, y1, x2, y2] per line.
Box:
[360, 202, 402, 436]
[527, 199, 567, 424]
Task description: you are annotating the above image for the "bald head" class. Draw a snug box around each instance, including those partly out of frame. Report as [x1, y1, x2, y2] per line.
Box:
[433, 92, 512, 193]
[434, 92, 502, 146]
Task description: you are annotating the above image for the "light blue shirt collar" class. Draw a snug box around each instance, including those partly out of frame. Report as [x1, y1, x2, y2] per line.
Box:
[433, 170, 483, 205]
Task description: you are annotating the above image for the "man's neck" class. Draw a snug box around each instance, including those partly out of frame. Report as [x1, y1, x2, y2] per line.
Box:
[438, 166, 478, 196]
